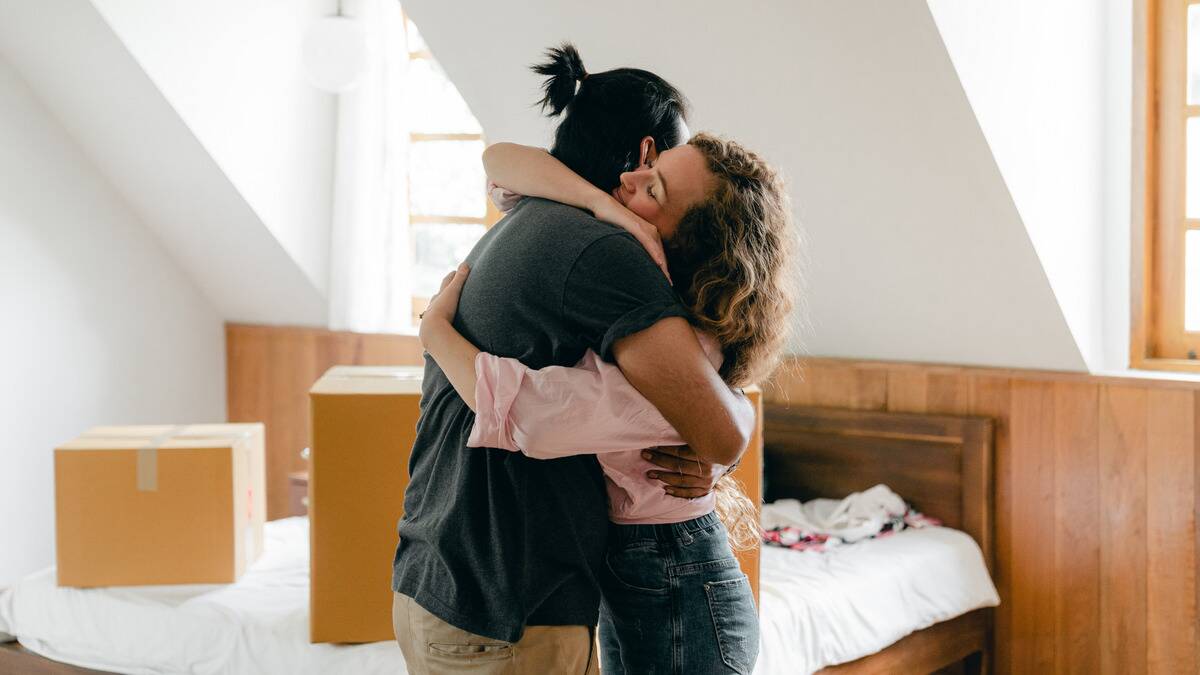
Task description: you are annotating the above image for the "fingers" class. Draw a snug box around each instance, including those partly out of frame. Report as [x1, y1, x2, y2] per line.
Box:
[648, 444, 699, 461]
[663, 486, 709, 500]
[641, 448, 710, 477]
[648, 471, 709, 488]
[641, 450, 689, 474]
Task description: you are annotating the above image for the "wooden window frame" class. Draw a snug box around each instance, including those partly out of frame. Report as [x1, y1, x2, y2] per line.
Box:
[402, 17, 500, 325]
[1134, 0, 1200, 371]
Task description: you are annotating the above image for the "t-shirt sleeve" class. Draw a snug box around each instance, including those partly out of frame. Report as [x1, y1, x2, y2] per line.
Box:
[561, 232, 690, 362]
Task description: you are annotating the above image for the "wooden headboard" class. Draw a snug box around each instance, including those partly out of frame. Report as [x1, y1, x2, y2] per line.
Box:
[762, 404, 995, 574]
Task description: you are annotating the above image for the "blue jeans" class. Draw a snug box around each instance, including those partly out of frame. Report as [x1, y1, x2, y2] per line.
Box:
[598, 512, 759, 675]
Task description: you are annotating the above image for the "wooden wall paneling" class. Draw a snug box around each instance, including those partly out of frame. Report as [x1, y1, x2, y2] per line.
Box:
[1098, 385, 1149, 675]
[850, 367, 889, 410]
[967, 375, 1012, 675]
[1008, 381, 1057, 674]
[927, 372, 971, 415]
[763, 362, 886, 410]
[886, 370, 927, 413]
[225, 324, 424, 520]
[802, 363, 855, 407]
[1052, 382, 1101, 675]
[1145, 389, 1197, 674]
[265, 329, 321, 521]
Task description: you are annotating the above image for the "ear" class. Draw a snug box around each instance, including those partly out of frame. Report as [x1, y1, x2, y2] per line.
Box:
[639, 136, 659, 167]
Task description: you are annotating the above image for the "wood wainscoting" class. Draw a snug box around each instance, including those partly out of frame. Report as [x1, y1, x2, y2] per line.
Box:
[225, 323, 424, 520]
[766, 357, 1200, 675]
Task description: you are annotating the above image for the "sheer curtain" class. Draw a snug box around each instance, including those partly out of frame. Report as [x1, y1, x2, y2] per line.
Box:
[328, 0, 412, 333]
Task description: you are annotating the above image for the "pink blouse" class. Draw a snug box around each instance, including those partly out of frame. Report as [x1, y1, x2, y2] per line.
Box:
[467, 329, 755, 524]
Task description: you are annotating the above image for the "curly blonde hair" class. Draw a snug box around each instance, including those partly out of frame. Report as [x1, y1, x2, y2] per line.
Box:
[669, 133, 799, 550]
[669, 133, 798, 388]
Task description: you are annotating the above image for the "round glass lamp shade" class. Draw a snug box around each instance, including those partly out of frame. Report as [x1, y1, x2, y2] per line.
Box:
[302, 16, 368, 93]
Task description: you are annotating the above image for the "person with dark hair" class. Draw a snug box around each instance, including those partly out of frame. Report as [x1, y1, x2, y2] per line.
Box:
[390, 44, 761, 674]
[534, 43, 691, 194]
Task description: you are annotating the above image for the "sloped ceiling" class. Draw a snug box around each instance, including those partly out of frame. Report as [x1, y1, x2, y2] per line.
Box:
[403, 0, 1088, 371]
[0, 1, 327, 326]
[927, 0, 1118, 372]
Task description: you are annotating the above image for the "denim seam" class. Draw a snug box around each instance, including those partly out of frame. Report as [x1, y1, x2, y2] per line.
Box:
[670, 556, 740, 577]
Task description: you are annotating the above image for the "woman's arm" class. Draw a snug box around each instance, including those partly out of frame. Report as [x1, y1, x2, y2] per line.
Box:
[482, 143, 670, 279]
[469, 346, 754, 461]
[482, 143, 610, 214]
[418, 265, 479, 411]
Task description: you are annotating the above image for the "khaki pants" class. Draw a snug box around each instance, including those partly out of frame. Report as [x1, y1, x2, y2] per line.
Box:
[392, 592, 600, 674]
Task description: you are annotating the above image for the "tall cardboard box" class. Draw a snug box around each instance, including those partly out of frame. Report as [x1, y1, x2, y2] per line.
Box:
[309, 366, 423, 644]
[54, 423, 266, 587]
[730, 386, 764, 606]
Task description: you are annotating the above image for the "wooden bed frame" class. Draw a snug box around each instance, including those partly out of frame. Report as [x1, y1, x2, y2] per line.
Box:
[764, 404, 995, 675]
[2, 404, 994, 674]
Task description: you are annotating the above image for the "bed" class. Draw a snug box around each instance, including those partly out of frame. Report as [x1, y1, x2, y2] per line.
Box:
[0, 404, 997, 674]
[762, 404, 997, 674]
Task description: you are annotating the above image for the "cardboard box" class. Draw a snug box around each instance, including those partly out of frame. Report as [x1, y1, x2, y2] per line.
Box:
[730, 386, 764, 606]
[309, 366, 423, 644]
[54, 423, 265, 587]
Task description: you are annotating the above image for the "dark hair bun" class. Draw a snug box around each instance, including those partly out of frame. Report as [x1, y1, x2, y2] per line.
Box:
[532, 43, 588, 116]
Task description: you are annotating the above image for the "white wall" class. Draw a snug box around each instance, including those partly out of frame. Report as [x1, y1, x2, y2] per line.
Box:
[0, 0, 329, 327]
[403, 0, 1087, 371]
[90, 0, 338, 296]
[1103, 0, 1133, 372]
[0, 57, 225, 587]
[926, 0, 1130, 372]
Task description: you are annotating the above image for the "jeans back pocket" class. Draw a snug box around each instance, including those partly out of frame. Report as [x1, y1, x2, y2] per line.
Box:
[704, 575, 759, 674]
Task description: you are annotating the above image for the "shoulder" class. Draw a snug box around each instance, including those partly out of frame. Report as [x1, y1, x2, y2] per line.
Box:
[510, 198, 626, 241]
[501, 198, 653, 269]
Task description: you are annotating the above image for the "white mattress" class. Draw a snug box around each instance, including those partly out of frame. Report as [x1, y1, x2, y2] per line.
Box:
[0, 518, 406, 674]
[755, 526, 1000, 675]
[0, 518, 998, 675]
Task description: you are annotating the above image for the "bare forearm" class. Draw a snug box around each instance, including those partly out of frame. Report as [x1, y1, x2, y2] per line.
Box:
[420, 319, 481, 412]
[482, 143, 608, 213]
[613, 318, 752, 466]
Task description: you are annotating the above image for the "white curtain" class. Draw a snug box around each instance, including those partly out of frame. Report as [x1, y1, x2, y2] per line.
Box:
[328, 0, 412, 333]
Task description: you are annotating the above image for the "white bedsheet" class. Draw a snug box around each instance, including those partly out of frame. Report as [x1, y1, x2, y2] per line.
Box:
[0, 518, 998, 675]
[754, 525, 1000, 675]
[0, 517, 406, 674]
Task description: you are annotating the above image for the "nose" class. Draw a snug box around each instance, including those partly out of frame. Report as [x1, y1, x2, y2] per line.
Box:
[617, 171, 634, 194]
[618, 169, 642, 193]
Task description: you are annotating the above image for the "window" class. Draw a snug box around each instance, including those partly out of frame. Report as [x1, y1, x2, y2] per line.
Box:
[1136, 0, 1200, 368]
[327, 4, 496, 335]
[402, 17, 498, 325]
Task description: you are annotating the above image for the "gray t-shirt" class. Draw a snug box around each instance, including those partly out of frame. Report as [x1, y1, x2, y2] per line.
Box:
[391, 198, 689, 642]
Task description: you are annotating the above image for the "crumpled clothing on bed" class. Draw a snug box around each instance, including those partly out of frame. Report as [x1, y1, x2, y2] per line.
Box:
[761, 484, 941, 552]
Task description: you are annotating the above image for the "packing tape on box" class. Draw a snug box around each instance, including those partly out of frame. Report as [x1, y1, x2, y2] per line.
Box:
[74, 426, 255, 492]
[136, 425, 182, 491]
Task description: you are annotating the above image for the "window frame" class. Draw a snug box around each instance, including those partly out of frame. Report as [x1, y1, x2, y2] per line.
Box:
[401, 17, 500, 325]
[1133, 0, 1200, 371]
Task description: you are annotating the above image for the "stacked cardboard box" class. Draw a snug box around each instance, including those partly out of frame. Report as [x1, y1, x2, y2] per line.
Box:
[54, 423, 265, 587]
[308, 366, 423, 644]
